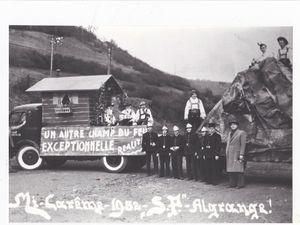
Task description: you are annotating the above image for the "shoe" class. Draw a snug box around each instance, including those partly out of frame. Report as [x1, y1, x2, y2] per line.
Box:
[236, 186, 244, 189]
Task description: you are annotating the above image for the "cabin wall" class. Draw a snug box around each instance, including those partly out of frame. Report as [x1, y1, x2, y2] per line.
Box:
[89, 92, 98, 125]
[42, 92, 90, 126]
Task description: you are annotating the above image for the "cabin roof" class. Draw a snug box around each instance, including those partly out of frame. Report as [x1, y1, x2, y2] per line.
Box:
[12, 103, 42, 112]
[26, 75, 121, 92]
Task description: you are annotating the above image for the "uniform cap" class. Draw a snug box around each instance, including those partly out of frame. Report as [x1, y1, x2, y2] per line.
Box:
[147, 122, 153, 127]
[162, 126, 168, 130]
[140, 101, 146, 106]
[201, 127, 207, 132]
[173, 125, 179, 131]
[186, 123, 192, 129]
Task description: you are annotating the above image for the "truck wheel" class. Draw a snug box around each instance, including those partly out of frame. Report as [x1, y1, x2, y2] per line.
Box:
[45, 157, 67, 168]
[101, 156, 128, 173]
[17, 146, 43, 170]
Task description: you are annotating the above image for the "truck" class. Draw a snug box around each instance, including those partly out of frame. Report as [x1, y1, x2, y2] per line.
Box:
[9, 75, 147, 172]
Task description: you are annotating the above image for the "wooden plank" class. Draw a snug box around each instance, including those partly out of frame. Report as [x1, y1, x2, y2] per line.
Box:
[42, 121, 89, 126]
[43, 116, 90, 122]
[78, 97, 89, 102]
[42, 115, 89, 120]
[42, 103, 89, 107]
[42, 111, 90, 116]
[42, 108, 89, 114]
[42, 93, 53, 98]
[43, 120, 89, 124]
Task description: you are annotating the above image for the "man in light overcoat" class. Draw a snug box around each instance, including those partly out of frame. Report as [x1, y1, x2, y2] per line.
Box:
[225, 115, 247, 188]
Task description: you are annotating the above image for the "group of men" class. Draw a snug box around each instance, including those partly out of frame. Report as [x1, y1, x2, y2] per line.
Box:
[142, 114, 246, 188]
[250, 36, 292, 69]
[104, 101, 153, 126]
[142, 122, 221, 185]
[142, 88, 247, 188]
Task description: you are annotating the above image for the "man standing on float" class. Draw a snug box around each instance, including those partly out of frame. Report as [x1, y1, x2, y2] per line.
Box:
[184, 90, 206, 132]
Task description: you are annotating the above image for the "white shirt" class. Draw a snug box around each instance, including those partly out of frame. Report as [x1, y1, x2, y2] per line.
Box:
[104, 108, 116, 125]
[184, 97, 206, 120]
[120, 108, 136, 121]
[277, 45, 293, 65]
[135, 108, 153, 124]
[253, 50, 274, 63]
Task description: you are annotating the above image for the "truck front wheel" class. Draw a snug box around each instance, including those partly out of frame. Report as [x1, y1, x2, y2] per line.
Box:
[101, 156, 128, 173]
[17, 146, 43, 170]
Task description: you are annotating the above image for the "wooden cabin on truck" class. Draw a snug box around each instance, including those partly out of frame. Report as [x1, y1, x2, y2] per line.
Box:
[10, 75, 146, 172]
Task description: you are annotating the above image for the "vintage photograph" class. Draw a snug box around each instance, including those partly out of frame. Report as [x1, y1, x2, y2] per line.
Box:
[7, 24, 292, 223]
[2, 0, 297, 222]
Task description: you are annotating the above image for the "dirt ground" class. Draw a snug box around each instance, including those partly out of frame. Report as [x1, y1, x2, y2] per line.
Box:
[9, 158, 292, 223]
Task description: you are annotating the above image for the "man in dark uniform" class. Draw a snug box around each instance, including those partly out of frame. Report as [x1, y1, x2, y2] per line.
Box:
[157, 125, 171, 177]
[142, 123, 159, 176]
[183, 123, 198, 180]
[170, 125, 184, 179]
[203, 122, 221, 185]
[194, 126, 207, 181]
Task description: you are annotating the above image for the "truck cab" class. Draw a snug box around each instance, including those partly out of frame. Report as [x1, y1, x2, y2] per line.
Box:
[9, 103, 43, 169]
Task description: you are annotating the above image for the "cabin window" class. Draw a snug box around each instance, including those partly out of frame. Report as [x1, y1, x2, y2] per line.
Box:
[9, 112, 26, 127]
[53, 93, 78, 105]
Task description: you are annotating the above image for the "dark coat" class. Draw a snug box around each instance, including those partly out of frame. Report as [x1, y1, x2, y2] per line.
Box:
[142, 131, 159, 153]
[158, 134, 172, 155]
[183, 132, 198, 155]
[196, 135, 206, 157]
[170, 134, 184, 155]
[204, 132, 221, 159]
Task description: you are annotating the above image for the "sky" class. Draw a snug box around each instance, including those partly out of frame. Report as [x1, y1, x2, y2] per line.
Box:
[94, 27, 292, 82]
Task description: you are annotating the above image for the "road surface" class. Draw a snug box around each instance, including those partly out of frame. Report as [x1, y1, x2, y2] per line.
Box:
[9, 159, 292, 223]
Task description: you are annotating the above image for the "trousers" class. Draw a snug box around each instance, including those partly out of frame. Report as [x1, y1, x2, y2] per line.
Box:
[146, 152, 158, 175]
[185, 155, 194, 179]
[204, 158, 218, 184]
[171, 154, 183, 179]
[193, 156, 205, 181]
[228, 172, 245, 188]
[159, 154, 171, 177]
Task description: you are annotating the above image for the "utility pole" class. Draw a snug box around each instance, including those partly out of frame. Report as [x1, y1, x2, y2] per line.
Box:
[50, 37, 54, 77]
[49, 36, 64, 77]
[107, 44, 112, 75]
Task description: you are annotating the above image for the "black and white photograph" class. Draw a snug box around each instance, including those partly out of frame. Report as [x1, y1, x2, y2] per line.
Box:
[1, 1, 299, 224]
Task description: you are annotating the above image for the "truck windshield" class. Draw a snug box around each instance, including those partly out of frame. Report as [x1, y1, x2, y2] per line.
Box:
[9, 112, 26, 127]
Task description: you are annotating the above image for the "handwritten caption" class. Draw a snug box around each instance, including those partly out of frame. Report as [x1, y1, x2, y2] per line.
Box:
[9, 192, 273, 221]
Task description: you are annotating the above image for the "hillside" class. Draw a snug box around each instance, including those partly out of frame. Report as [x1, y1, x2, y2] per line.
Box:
[9, 26, 227, 129]
[190, 79, 230, 96]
